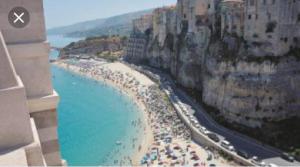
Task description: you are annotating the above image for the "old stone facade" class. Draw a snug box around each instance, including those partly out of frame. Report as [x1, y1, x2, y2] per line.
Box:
[153, 6, 177, 47]
[244, 0, 300, 56]
[125, 0, 300, 129]
[133, 14, 153, 33]
[221, 0, 244, 37]
[125, 33, 147, 63]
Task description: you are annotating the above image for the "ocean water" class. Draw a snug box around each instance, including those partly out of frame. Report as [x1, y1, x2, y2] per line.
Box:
[48, 35, 82, 60]
[49, 36, 144, 166]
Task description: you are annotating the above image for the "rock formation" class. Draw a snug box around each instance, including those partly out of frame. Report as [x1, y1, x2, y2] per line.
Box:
[125, 0, 300, 129]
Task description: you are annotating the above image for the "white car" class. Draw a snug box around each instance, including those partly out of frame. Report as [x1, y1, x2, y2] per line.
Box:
[221, 140, 235, 152]
[201, 127, 210, 135]
[251, 156, 264, 166]
[267, 163, 278, 167]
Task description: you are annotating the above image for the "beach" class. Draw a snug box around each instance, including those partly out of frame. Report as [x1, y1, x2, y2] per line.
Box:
[53, 59, 233, 166]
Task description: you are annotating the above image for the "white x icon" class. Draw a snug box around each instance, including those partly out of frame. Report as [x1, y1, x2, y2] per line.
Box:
[13, 12, 24, 23]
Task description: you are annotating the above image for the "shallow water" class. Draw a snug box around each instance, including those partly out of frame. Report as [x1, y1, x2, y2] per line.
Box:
[49, 36, 144, 166]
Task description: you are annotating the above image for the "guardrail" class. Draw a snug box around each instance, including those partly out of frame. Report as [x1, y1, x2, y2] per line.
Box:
[126, 62, 256, 166]
[164, 88, 255, 166]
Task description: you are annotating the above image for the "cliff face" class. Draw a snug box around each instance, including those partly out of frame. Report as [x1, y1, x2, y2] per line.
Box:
[204, 40, 300, 127]
[125, 2, 300, 129]
[145, 23, 211, 90]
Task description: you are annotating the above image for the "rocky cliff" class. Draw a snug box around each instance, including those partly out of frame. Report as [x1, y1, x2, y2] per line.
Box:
[126, 5, 300, 129]
[204, 38, 300, 128]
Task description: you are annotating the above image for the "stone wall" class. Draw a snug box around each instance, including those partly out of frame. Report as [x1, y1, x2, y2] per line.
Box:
[221, 0, 244, 37]
[125, 0, 300, 129]
[244, 0, 300, 56]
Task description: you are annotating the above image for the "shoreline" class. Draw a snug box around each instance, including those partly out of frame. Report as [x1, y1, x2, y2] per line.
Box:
[52, 60, 154, 165]
[52, 59, 233, 166]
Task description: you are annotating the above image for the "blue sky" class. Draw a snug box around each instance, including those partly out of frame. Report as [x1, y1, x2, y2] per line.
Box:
[44, 0, 176, 29]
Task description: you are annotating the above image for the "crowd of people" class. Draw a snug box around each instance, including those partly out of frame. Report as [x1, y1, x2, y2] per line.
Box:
[56, 59, 228, 166]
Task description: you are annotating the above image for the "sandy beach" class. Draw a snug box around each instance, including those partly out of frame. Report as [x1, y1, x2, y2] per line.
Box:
[53, 59, 233, 166]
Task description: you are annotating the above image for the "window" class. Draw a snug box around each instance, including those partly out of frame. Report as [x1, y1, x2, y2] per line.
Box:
[272, 0, 276, 5]
[267, 13, 271, 20]
[256, 14, 258, 20]
[293, 37, 298, 43]
[266, 21, 277, 33]
[250, 0, 255, 6]
[248, 15, 252, 20]
[208, 4, 211, 9]
[263, 0, 266, 5]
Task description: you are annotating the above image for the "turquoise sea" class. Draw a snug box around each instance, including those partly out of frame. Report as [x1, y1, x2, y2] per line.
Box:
[49, 36, 144, 166]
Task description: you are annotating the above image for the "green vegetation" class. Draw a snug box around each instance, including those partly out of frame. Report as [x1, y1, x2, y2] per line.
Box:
[96, 51, 120, 62]
[218, 150, 234, 162]
[245, 55, 281, 64]
[245, 47, 300, 64]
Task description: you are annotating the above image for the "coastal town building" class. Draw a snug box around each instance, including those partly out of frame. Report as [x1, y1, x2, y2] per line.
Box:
[153, 6, 177, 46]
[176, 0, 190, 33]
[221, 0, 245, 37]
[244, 0, 300, 56]
[192, 0, 219, 32]
[133, 14, 153, 33]
[177, 0, 220, 33]
[125, 33, 147, 63]
[0, 0, 63, 166]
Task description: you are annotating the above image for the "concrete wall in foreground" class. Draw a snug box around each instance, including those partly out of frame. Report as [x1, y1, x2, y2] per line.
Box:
[0, 0, 63, 165]
[0, 33, 33, 151]
[0, 0, 53, 99]
[0, 0, 46, 44]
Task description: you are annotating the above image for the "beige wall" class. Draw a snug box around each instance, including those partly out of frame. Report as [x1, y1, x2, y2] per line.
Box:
[0, 0, 63, 165]
[8, 42, 53, 98]
[0, 0, 53, 98]
[0, 32, 17, 89]
[0, 79, 33, 151]
[0, 0, 46, 44]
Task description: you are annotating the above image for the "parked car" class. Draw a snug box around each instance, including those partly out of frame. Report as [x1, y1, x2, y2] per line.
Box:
[250, 156, 266, 166]
[200, 127, 210, 135]
[207, 133, 220, 142]
[281, 153, 295, 162]
[251, 156, 261, 166]
[259, 161, 266, 166]
[220, 140, 235, 152]
[267, 163, 278, 167]
[237, 150, 250, 159]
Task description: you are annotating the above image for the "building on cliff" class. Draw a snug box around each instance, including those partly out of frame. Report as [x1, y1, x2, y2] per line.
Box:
[0, 0, 64, 166]
[177, 0, 220, 34]
[244, 0, 300, 56]
[126, 0, 300, 129]
[221, 0, 245, 37]
[125, 33, 148, 63]
[153, 6, 177, 47]
[133, 14, 153, 34]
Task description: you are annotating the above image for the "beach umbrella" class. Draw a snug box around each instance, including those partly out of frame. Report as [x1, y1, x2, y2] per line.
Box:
[194, 163, 200, 167]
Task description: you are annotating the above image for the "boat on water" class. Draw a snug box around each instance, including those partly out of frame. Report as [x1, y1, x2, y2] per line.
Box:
[116, 141, 122, 145]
